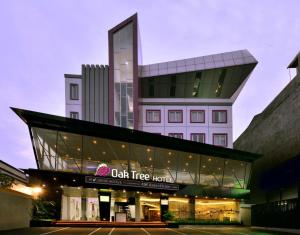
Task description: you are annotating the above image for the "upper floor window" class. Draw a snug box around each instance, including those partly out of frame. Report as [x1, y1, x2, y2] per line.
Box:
[213, 133, 227, 147]
[190, 133, 205, 143]
[168, 133, 183, 139]
[212, 110, 227, 123]
[168, 110, 183, 123]
[70, 112, 79, 119]
[146, 110, 161, 123]
[70, 83, 79, 100]
[190, 110, 205, 123]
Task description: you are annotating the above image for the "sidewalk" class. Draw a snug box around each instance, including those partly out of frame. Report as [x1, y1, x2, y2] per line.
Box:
[252, 226, 300, 234]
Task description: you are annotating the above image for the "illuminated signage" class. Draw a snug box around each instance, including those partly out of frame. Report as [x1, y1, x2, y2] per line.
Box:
[161, 199, 169, 205]
[85, 176, 179, 191]
[95, 163, 172, 183]
[99, 195, 110, 202]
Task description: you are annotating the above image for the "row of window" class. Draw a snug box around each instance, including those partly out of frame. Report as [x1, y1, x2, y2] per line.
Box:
[167, 133, 227, 147]
[146, 110, 227, 124]
[69, 111, 227, 146]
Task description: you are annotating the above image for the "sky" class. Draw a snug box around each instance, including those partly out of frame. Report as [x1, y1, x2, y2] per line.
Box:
[0, 0, 299, 169]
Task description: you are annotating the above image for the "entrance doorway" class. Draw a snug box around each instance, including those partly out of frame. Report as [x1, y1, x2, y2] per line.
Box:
[140, 196, 161, 221]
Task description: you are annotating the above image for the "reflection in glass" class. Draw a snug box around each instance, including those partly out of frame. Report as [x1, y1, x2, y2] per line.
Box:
[31, 127, 251, 189]
[113, 23, 134, 129]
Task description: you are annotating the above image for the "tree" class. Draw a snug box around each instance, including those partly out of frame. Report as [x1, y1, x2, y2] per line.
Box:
[0, 173, 14, 189]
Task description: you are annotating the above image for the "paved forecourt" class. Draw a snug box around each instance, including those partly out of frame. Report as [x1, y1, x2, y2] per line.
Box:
[0, 226, 297, 235]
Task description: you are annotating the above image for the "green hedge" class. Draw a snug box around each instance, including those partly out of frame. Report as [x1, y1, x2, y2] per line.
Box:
[173, 219, 241, 225]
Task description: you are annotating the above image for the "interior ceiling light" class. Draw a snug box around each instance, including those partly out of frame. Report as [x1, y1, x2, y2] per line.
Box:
[147, 148, 151, 152]
[92, 140, 97, 144]
[121, 144, 126, 148]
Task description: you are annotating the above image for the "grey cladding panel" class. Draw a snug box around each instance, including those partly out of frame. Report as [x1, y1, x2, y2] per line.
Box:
[85, 65, 90, 121]
[95, 65, 100, 123]
[81, 64, 109, 124]
[90, 65, 95, 122]
[103, 65, 109, 124]
[99, 65, 104, 123]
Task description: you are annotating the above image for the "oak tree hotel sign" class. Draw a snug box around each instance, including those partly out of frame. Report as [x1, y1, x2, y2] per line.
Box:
[95, 163, 173, 183]
[85, 163, 179, 191]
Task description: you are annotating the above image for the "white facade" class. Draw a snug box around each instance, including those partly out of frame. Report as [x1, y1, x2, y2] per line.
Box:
[65, 49, 257, 149]
[138, 101, 233, 148]
[65, 76, 82, 120]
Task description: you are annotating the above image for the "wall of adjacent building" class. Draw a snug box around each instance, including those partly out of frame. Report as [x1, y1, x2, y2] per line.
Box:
[0, 189, 32, 230]
[234, 70, 300, 204]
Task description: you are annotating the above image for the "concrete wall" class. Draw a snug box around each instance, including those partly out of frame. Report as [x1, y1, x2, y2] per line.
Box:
[0, 189, 32, 231]
[234, 71, 300, 203]
[240, 206, 251, 226]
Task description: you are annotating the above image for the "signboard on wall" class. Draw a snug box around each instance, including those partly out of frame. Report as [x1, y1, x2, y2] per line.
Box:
[85, 176, 179, 191]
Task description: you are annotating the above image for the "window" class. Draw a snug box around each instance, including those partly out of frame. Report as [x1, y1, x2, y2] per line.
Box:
[212, 110, 227, 123]
[168, 133, 183, 139]
[70, 83, 79, 100]
[213, 134, 227, 147]
[146, 110, 161, 123]
[190, 110, 205, 123]
[190, 133, 205, 143]
[170, 75, 176, 97]
[70, 112, 79, 119]
[168, 110, 183, 123]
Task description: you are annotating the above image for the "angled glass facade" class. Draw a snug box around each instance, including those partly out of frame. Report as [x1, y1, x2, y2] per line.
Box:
[113, 22, 134, 128]
[140, 64, 255, 99]
[31, 127, 251, 190]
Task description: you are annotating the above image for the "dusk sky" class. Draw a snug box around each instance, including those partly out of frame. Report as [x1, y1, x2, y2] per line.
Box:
[1, 0, 299, 169]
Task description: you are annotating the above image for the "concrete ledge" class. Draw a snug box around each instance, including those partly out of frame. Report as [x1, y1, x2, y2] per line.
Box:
[252, 226, 300, 234]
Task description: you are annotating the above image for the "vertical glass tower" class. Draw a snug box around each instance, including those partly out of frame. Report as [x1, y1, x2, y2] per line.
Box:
[109, 14, 139, 129]
[113, 23, 134, 128]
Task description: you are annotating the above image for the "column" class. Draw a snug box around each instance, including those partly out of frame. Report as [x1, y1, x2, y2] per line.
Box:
[189, 196, 195, 221]
[135, 193, 141, 222]
[160, 196, 169, 222]
[81, 197, 87, 220]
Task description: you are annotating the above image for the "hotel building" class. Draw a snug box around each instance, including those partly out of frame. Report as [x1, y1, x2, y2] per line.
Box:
[65, 13, 257, 148]
[13, 13, 260, 224]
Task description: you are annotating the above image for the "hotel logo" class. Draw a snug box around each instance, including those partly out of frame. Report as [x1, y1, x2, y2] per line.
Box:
[95, 163, 111, 176]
